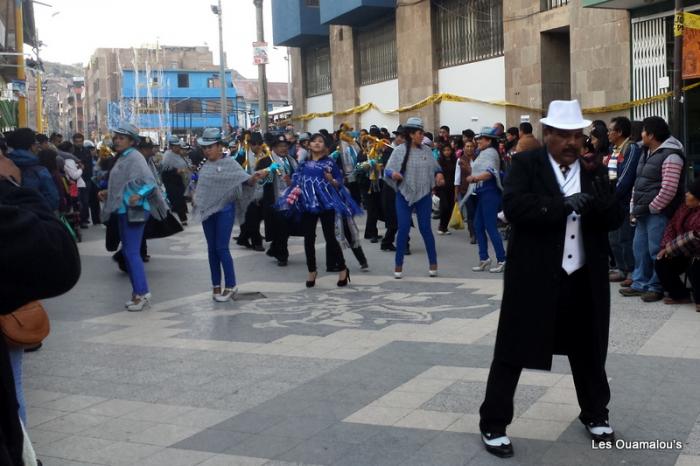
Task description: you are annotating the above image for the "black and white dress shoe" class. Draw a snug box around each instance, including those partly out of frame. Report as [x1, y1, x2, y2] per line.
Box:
[584, 420, 615, 442]
[481, 431, 514, 458]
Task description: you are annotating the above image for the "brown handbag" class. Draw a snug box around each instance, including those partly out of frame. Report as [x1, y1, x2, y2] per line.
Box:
[0, 301, 50, 348]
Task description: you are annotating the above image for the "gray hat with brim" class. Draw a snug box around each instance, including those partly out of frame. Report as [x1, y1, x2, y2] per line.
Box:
[403, 117, 424, 131]
[476, 127, 500, 140]
[112, 122, 140, 141]
[197, 128, 223, 147]
[168, 135, 187, 147]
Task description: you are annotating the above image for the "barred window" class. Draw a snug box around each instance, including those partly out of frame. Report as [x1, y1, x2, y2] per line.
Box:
[541, 0, 568, 10]
[433, 0, 504, 68]
[356, 18, 397, 86]
[303, 43, 331, 97]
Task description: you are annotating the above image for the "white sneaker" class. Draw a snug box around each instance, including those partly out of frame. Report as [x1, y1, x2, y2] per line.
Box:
[394, 270, 403, 279]
[125, 292, 151, 307]
[214, 287, 238, 302]
[126, 294, 151, 312]
[429, 269, 438, 277]
[472, 259, 492, 272]
[489, 261, 506, 273]
[437, 230, 446, 236]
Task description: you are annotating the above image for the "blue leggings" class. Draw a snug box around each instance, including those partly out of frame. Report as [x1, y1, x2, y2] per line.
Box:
[395, 193, 437, 267]
[118, 213, 150, 295]
[474, 188, 506, 262]
[9, 347, 25, 425]
[202, 205, 237, 288]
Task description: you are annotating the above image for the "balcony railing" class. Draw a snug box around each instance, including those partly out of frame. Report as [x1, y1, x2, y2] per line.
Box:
[541, 0, 568, 10]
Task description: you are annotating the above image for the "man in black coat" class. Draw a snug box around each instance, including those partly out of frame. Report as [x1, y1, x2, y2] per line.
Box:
[478, 101, 624, 458]
[0, 153, 81, 465]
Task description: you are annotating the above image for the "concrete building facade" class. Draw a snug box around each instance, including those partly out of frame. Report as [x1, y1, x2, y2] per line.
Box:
[505, 0, 631, 132]
[274, 0, 633, 135]
[584, 0, 700, 169]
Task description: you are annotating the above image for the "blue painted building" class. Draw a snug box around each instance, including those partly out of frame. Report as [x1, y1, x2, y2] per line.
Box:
[113, 69, 241, 134]
[271, 0, 395, 46]
[271, 0, 329, 47]
[319, 0, 395, 26]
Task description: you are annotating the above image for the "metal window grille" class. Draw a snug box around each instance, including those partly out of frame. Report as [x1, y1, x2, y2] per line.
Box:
[433, 0, 503, 69]
[356, 18, 397, 86]
[632, 17, 669, 121]
[303, 43, 331, 97]
[541, 0, 568, 10]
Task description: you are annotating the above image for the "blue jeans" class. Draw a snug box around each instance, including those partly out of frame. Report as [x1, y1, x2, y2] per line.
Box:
[9, 347, 26, 425]
[609, 214, 635, 275]
[395, 193, 437, 267]
[118, 213, 149, 295]
[474, 188, 506, 262]
[631, 213, 668, 293]
[202, 205, 236, 288]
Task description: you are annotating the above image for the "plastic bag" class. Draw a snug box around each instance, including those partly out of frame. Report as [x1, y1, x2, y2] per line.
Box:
[448, 203, 464, 230]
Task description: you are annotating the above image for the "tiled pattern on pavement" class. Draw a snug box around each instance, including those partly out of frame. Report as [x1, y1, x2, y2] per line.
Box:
[23, 224, 700, 465]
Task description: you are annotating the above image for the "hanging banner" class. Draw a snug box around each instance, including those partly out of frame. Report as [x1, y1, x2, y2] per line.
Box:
[252, 41, 269, 65]
[683, 12, 700, 80]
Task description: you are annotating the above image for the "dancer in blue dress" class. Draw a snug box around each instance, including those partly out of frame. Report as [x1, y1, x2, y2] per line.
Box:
[277, 133, 362, 288]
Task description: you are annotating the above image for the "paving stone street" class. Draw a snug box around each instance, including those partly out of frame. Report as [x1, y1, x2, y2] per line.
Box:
[25, 220, 700, 466]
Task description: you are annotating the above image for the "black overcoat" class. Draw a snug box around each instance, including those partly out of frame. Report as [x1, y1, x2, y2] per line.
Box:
[493, 147, 624, 370]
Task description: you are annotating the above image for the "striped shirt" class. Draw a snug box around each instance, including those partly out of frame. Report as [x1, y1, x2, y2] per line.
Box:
[649, 154, 684, 214]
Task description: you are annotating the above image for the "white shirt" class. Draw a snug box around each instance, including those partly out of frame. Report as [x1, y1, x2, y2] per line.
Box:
[548, 154, 585, 275]
[63, 158, 86, 189]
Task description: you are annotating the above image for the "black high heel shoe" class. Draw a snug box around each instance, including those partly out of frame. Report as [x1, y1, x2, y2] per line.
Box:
[306, 271, 318, 288]
[337, 268, 350, 287]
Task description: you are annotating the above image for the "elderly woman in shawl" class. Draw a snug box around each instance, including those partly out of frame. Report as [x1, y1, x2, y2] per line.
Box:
[193, 128, 267, 302]
[161, 136, 191, 225]
[99, 123, 169, 311]
[384, 117, 445, 279]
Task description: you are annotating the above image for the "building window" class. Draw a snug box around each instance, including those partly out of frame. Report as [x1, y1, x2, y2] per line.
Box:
[303, 43, 331, 97]
[433, 0, 504, 68]
[305, 0, 319, 6]
[177, 73, 189, 88]
[356, 18, 397, 86]
[541, 0, 568, 10]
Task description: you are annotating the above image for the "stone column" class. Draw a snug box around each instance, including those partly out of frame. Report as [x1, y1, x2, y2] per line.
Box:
[289, 47, 307, 131]
[329, 25, 360, 130]
[396, 0, 437, 132]
[569, 0, 630, 122]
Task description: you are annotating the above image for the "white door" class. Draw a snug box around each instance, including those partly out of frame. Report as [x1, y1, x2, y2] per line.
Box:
[632, 17, 668, 121]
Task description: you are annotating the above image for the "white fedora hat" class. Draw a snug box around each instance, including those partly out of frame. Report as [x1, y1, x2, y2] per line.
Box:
[540, 100, 591, 130]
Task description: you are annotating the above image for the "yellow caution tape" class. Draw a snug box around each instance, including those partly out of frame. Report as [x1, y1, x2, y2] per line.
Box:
[289, 82, 700, 123]
[685, 11, 700, 30]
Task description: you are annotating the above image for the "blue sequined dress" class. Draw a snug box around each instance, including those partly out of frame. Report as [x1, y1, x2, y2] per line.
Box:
[275, 156, 362, 219]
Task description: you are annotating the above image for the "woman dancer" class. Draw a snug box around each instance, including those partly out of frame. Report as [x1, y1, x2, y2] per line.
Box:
[99, 123, 169, 311]
[277, 133, 362, 287]
[193, 128, 267, 301]
[465, 128, 506, 273]
[384, 117, 445, 279]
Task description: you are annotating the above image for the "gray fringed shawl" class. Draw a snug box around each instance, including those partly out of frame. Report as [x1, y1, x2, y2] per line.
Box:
[384, 143, 440, 206]
[193, 157, 253, 223]
[102, 148, 169, 222]
[463, 147, 503, 198]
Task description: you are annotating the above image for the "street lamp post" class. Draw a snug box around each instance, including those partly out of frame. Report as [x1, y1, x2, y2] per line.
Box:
[212, 1, 228, 137]
[253, 0, 268, 132]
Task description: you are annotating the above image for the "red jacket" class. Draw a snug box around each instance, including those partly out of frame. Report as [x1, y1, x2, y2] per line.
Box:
[661, 204, 700, 250]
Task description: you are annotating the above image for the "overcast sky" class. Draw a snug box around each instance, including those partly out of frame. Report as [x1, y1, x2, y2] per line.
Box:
[33, 0, 290, 82]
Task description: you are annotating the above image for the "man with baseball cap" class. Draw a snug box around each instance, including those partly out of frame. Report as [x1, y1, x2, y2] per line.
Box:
[477, 101, 624, 458]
